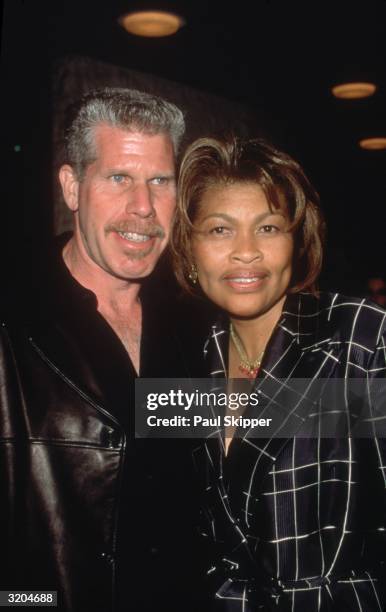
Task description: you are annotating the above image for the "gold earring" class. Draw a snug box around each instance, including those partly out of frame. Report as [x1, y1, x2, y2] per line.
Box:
[188, 264, 198, 284]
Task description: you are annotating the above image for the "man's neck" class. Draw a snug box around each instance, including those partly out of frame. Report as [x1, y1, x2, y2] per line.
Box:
[62, 236, 141, 312]
[62, 237, 142, 372]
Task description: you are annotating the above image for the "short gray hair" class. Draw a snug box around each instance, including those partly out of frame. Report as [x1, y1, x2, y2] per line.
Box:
[64, 87, 185, 180]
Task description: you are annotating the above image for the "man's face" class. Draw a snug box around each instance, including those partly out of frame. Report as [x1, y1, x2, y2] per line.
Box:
[61, 125, 176, 281]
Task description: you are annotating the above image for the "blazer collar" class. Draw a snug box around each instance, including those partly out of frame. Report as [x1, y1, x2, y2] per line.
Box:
[204, 292, 325, 379]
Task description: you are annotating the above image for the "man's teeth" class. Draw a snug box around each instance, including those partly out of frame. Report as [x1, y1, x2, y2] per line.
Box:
[118, 231, 150, 243]
[230, 277, 260, 283]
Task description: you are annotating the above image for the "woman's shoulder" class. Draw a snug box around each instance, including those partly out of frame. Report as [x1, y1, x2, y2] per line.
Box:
[301, 291, 386, 347]
[313, 290, 386, 318]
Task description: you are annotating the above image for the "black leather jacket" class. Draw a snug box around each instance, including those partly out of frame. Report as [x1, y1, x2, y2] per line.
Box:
[0, 238, 208, 612]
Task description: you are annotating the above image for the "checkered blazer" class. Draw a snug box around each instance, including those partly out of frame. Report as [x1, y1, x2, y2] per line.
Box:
[194, 292, 386, 612]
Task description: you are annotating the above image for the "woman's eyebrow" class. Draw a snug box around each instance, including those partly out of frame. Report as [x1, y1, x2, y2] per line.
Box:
[197, 211, 285, 223]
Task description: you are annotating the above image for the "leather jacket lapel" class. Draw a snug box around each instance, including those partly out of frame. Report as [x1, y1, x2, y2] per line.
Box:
[26, 306, 134, 428]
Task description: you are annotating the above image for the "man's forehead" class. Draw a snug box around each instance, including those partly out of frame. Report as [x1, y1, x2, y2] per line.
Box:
[93, 123, 174, 152]
[88, 125, 175, 175]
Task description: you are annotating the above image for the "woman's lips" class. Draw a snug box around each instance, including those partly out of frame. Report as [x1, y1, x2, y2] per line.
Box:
[222, 270, 268, 291]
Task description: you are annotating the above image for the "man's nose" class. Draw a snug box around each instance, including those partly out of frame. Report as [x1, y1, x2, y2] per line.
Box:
[125, 184, 155, 217]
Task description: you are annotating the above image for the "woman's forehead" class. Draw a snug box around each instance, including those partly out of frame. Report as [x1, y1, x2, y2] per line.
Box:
[197, 180, 289, 216]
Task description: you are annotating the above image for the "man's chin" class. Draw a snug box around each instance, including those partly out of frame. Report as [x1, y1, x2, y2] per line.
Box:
[115, 257, 161, 282]
[123, 246, 155, 261]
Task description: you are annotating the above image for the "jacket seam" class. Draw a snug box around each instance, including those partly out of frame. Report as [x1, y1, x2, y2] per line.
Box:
[0, 437, 122, 449]
[28, 336, 124, 430]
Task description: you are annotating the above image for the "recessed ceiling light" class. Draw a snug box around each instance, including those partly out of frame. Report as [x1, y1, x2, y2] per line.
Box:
[119, 11, 185, 38]
[359, 137, 386, 150]
[331, 82, 377, 99]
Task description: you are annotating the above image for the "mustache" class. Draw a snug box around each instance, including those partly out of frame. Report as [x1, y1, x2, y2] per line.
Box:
[105, 220, 165, 239]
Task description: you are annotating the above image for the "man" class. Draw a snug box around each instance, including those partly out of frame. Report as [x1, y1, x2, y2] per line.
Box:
[1, 88, 204, 611]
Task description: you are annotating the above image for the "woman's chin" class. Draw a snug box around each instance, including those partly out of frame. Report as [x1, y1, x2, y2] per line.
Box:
[213, 294, 287, 321]
[221, 301, 268, 320]
[227, 309, 265, 320]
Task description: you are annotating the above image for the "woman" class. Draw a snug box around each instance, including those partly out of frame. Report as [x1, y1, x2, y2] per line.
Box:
[172, 137, 386, 611]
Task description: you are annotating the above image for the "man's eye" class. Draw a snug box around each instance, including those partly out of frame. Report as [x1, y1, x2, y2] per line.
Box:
[111, 175, 126, 184]
[150, 177, 169, 186]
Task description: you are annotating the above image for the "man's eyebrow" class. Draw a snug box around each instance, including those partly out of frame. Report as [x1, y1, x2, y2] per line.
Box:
[150, 172, 176, 179]
[103, 170, 176, 179]
[105, 168, 130, 175]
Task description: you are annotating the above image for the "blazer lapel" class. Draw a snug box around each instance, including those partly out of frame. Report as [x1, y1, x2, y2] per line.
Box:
[201, 294, 345, 487]
[259, 292, 335, 379]
[240, 292, 344, 492]
[201, 318, 230, 478]
[204, 318, 229, 378]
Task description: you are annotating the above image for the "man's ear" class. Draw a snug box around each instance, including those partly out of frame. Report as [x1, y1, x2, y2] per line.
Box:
[59, 165, 80, 212]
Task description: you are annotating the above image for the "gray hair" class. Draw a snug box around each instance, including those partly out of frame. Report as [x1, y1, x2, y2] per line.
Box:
[64, 87, 185, 180]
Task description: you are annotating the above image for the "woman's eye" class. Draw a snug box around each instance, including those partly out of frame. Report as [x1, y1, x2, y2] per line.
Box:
[209, 226, 230, 235]
[259, 224, 279, 233]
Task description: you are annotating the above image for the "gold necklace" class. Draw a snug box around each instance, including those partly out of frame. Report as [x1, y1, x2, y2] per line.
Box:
[230, 323, 265, 379]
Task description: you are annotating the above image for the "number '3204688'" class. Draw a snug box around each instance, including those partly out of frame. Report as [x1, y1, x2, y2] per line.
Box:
[6, 592, 55, 605]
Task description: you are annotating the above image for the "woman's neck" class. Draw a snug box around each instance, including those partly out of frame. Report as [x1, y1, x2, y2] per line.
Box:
[230, 295, 286, 360]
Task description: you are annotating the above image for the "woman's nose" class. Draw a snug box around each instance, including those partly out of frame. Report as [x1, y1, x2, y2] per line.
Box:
[231, 233, 262, 263]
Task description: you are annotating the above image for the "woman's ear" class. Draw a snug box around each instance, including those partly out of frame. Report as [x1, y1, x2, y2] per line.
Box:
[59, 165, 80, 212]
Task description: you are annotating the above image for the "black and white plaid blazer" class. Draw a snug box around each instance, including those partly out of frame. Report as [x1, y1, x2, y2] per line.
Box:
[194, 292, 386, 612]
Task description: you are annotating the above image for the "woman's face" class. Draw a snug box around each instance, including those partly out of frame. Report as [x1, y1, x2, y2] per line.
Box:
[192, 182, 294, 319]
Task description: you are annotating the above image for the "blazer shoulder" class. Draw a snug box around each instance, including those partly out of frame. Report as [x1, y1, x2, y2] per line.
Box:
[316, 291, 386, 350]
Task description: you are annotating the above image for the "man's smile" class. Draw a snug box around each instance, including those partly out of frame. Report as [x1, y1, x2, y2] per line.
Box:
[117, 231, 152, 243]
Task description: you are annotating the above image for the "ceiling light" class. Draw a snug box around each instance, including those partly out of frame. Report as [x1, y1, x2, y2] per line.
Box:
[119, 11, 185, 37]
[331, 82, 377, 99]
[359, 137, 386, 150]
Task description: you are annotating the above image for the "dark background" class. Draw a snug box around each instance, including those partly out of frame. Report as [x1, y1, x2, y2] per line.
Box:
[0, 3, 385, 608]
[2, 0, 386, 294]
